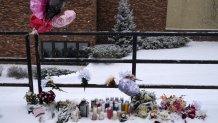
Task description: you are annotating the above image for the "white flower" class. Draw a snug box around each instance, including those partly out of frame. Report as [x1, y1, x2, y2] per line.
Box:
[119, 71, 132, 78]
[158, 110, 171, 121]
[193, 101, 201, 111]
[26, 91, 33, 96]
[78, 69, 91, 81]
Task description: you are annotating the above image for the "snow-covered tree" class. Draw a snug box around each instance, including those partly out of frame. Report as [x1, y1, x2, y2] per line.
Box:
[109, 0, 136, 48]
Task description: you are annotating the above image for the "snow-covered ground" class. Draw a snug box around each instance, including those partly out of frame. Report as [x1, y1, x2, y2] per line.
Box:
[0, 41, 218, 123]
[53, 41, 218, 86]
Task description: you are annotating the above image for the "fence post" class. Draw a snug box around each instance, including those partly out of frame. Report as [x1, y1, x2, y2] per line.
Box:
[34, 35, 42, 93]
[25, 34, 34, 92]
[132, 35, 137, 75]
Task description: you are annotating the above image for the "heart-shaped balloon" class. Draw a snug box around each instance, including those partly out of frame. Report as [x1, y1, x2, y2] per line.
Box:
[30, 0, 49, 19]
[51, 10, 76, 28]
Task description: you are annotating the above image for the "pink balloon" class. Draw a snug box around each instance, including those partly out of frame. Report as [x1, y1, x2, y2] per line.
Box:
[30, 0, 48, 19]
[51, 10, 76, 28]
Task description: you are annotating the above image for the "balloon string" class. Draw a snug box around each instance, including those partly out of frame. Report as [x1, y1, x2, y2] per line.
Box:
[30, 28, 39, 35]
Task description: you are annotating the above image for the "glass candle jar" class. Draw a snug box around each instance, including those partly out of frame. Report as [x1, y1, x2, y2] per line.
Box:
[107, 107, 113, 119]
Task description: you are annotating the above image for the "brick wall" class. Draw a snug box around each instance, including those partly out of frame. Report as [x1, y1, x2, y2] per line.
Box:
[0, 0, 97, 32]
[0, 0, 169, 62]
[0, 0, 97, 63]
[97, 0, 167, 31]
[97, 0, 167, 43]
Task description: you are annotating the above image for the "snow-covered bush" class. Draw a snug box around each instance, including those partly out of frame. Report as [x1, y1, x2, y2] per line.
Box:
[7, 66, 28, 79]
[138, 36, 191, 49]
[87, 44, 130, 58]
[33, 67, 75, 79]
[0, 66, 3, 76]
[78, 49, 90, 58]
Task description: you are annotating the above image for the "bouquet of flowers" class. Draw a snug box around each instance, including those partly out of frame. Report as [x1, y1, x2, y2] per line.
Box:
[132, 90, 157, 110]
[105, 76, 117, 87]
[160, 95, 207, 121]
[41, 79, 65, 92]
[182, 102, 207, 120]
[78, 69, 91, 91]
[182, 104, 196, 119]
[160, 95, 186, 113]
[37, 90, 56, 104]
[131, 90, 157, 118]
[56, 100, 80, 123]
[25, 91, 39, 104]
[157, 110, 172, 121]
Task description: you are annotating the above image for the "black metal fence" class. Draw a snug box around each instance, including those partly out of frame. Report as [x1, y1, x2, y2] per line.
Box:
[0, 32, 33, 92]
[1, 31, 218, 93]
[34, 31, 218, 93]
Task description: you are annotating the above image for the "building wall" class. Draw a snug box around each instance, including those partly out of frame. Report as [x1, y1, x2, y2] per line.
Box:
[97, 0, 167, 43]
[0, 0, 97, 62]
[0, 0, 169, 62]
[167, 0, 218, 30]
[97, 0, 167, 31]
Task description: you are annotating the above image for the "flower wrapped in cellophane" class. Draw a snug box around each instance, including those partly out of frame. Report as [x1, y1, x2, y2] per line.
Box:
[41, 79, 65, 92]
[25, 91, 39, 105]
[78, 69, 91, 91]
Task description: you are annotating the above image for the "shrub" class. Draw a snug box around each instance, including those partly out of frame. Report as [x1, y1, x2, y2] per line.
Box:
[78, 49, 90, 58]
[87, 44, 131, 58]
[0, 66, 3, 76]
[33, 67, 76, 79]
[138, 36, 191, 49]
[7, 66, 28, 79]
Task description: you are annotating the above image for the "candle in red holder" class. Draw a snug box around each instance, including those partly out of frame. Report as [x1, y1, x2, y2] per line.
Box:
[96, 101, 101, 107]
[107, 107, 113, 119]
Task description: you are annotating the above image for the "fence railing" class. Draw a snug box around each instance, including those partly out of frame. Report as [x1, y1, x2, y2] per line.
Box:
[0, 32, 33, 92]
[33, 31, 218, 93]
[1, 31, 218, 93]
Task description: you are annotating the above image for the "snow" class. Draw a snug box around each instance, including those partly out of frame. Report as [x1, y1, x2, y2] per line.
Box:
[0, 41, 218, 123]
[52, 41, 218, 86]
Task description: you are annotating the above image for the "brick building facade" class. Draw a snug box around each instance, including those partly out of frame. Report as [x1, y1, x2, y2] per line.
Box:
[97, 0, 167, 31]
[0, 0, 167, 59]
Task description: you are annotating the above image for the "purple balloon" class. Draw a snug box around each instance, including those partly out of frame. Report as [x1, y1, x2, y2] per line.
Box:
[118, 78, 140, 96]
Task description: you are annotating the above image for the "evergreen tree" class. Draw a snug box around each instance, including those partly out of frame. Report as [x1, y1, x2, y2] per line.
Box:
[109, 0, 136, 48]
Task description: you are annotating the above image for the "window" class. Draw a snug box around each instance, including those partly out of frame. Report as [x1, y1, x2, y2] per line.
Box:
[78, 43, 89, 58]
[166, 0, 218, 30]
[66, 42, 77, 58]
[42, 41, 89, 58]
[43, 42, 52, 57]
[54, 42, 64, 58]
